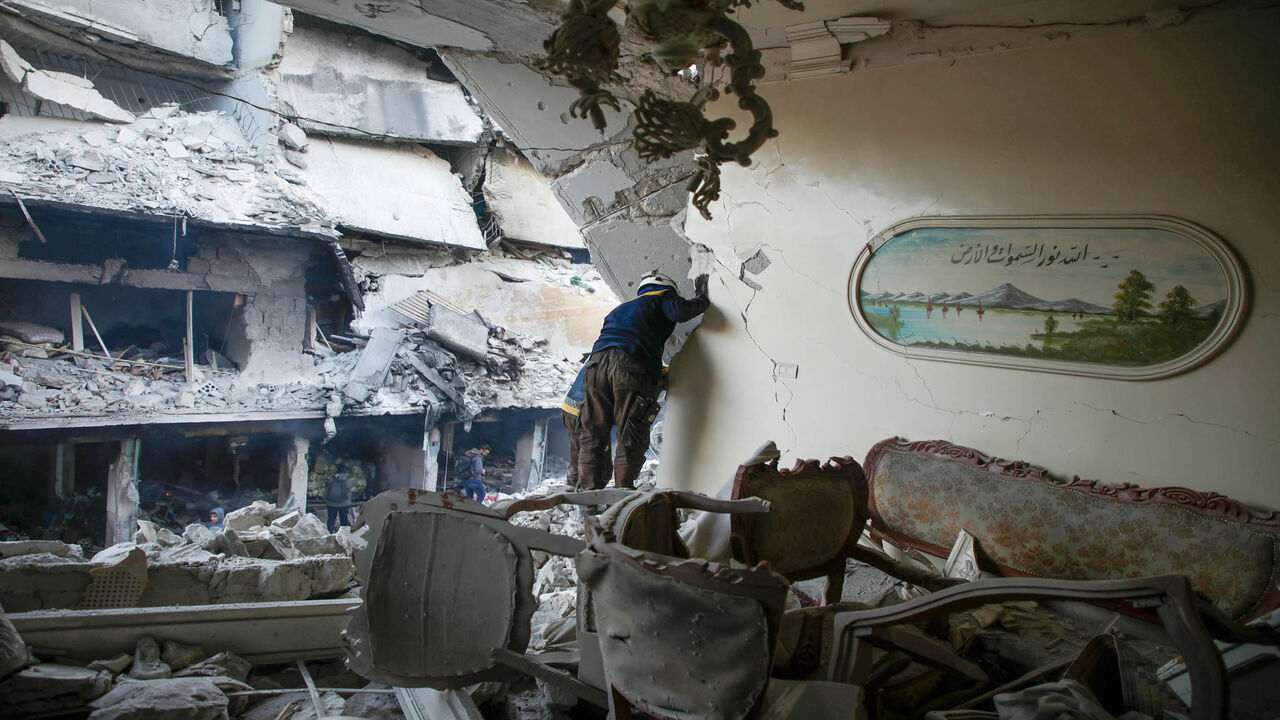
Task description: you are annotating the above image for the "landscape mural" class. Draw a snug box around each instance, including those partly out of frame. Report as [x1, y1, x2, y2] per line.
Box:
[851, 221, 1244, 375]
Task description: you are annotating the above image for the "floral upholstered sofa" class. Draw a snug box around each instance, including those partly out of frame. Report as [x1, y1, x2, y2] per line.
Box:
[863, 438, 1280, 622]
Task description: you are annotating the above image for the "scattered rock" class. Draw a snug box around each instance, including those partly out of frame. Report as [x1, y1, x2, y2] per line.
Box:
[225, 501, 282, 532]
[278, 122, 308, 150]
[160, 640, 206, 671]
[127, 636, 171, 680]
[87, 675, 249, 720]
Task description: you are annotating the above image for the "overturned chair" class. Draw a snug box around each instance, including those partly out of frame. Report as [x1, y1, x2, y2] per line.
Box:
[343, 487, 772, 707]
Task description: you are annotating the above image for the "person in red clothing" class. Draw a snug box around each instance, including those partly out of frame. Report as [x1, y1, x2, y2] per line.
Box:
[575, 272, 709, 490]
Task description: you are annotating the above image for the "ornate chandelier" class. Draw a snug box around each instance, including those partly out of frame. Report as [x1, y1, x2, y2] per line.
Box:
[540, 0, 804, 220]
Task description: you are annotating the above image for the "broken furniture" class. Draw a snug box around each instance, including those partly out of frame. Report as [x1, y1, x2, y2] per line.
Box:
[344, 487, 772, 708]
[863, 438, 1280, 623]
[828, 574, 1280, 720]
[729, 453, 961, 605]
[579, 513, 867, 720]
[342, 488, 586, 690]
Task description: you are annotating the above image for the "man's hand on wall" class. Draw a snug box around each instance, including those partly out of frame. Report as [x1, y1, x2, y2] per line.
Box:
[694, 273, 709, 298]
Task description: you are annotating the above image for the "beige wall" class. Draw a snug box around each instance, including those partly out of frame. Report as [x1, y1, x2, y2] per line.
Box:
[660, 12, 1280, 510]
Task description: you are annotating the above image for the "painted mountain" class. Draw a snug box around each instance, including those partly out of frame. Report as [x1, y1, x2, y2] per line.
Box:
[863, 283, 1112, 314]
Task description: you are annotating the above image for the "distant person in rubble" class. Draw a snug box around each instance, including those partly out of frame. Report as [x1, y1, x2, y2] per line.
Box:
[326, 471, 356, 532]
[205, 507, 225, 531]
[573, 271, 709, 490]
[460, 445, 490, 502]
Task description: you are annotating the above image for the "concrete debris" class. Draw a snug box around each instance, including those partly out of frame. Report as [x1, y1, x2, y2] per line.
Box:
[160, 640, 207, 671]
[0, 108, 334, 236]
[127, 636, 171, 680]
[0, 663, 112, 716]
[87, 675, 250, 720]
[224, 500, 282, 532]
[172, 651, 251, 683]
[1, 301, 579, 426]
[278, 122, 310, 151]
[1, 508, 359, 611]
[0, 540, 81, 559]
[87, 655, 132, 675]
[0, 601, 32, 679]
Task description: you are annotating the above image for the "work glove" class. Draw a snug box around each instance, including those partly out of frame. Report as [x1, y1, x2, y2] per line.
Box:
[694, 273, 709, 299]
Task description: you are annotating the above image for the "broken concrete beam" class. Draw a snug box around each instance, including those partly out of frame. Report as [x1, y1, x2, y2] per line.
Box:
[0, 540, 78, 560]
[0, 40, 33, 84]
[342, 327, 404, 403]
[22, 69, 135, 123]
[0, 663, 112, 714]
[8, 599, 360, 666]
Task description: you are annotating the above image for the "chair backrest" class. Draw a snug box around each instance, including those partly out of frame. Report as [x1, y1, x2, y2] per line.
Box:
[578, 520, 790, 720]
[730, 456, 868, 582]
[343, 489, 583, 687]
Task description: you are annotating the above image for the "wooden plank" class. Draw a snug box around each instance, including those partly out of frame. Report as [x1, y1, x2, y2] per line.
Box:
[296, 660, 325, 718]
[184, 290, 195, 383]
[491, 648, 609, 708]
[80, 305, 111, 358]
[69, 292, 83, 352]
[8, 599, 360, 666]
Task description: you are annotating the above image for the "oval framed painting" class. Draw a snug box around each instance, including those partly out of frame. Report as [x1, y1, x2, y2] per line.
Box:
[848, 216, 1248, 380]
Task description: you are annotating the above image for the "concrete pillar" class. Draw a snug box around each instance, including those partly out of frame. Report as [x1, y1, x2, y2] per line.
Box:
[50, 442, 75, 498]
[511, 419, 547, 493]
[425, 426, 442, 492]
[277, 436, 310, 512]
[105, 438, 140, 546]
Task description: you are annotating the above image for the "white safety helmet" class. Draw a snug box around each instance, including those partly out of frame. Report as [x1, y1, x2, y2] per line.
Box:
[637, 272, 677, 294]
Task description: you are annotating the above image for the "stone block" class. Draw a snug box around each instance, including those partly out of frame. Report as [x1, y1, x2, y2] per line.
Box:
[185, 258, 211, 275]
[209, 258, 247, 278]
[243, 325, 266, 341]
[224, 501, 281, 532]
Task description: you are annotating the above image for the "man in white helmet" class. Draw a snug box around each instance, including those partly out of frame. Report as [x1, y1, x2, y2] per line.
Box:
[570, 271, 709, 489]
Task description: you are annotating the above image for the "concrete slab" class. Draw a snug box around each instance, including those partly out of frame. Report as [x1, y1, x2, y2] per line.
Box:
[484, 148, 583, 249]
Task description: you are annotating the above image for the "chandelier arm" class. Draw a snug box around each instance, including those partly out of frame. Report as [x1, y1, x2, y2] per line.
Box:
[701, 14, 777, 165]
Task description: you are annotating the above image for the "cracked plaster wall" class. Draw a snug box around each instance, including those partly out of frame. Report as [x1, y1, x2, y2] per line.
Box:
[659, 11, 1280, 510]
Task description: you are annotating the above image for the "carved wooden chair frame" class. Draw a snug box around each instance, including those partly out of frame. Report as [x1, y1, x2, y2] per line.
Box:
[828, 574, 1280, 720]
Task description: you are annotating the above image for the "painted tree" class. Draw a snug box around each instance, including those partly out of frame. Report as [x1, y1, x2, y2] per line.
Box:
[1158, 284, 1196, 325]
[1113, 269, 1154, 322]
[1044, 313, 1058, 337]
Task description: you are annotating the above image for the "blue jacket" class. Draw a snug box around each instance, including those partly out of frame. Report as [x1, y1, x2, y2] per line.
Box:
[561, 364, 587, 416]
[589, 287, 708, 371]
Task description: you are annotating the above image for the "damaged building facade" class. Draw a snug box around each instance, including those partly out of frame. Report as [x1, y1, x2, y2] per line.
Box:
[0, 0, 616, 550]
[2, 0, 1280, 718]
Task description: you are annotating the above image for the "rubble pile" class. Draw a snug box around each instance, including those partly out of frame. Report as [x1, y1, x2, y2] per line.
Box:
[0, 310, 579, 424]
[0, 503, 363, 612]
[0, 105, 332, 234]
[0, 627, 413, 720]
